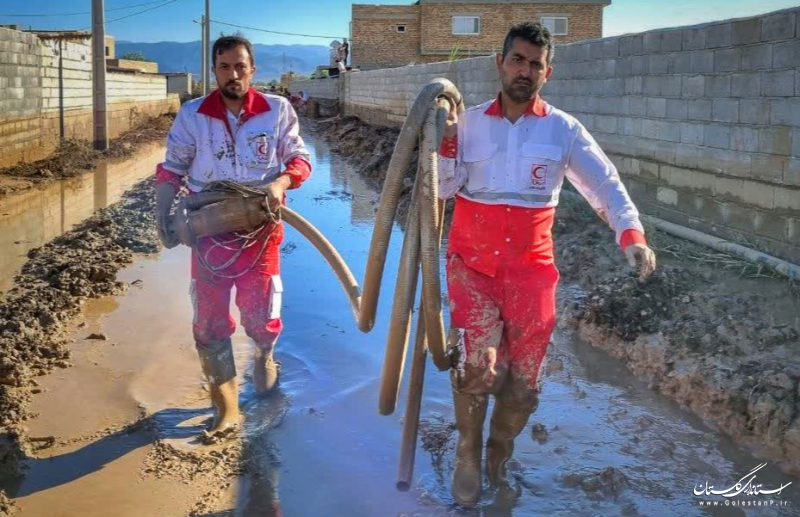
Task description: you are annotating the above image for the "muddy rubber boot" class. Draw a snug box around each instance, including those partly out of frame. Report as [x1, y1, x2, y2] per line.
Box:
[196, 339, 241, 443]
[485, 392, 539, 492]
[451, 389, 488, 507]
[253, 347, 280, 396]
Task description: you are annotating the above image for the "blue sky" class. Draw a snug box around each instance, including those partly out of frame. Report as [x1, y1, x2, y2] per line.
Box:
[2, 0, 799, 46]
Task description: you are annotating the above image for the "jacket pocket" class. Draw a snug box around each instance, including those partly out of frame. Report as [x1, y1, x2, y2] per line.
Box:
[519, 144, 563, 191]
[463, 143, 497, 191]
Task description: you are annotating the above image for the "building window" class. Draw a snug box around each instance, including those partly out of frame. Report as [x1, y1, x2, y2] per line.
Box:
[542, 17, 569, 36]
[396, 25, 407, 33]
[105, 46, 110, 57]
[452, 16, 480, 35]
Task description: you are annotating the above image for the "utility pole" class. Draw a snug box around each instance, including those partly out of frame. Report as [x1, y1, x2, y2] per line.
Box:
[204, 0, 211, 93]
[200, 14, 207, 95]
[91, 0, 108, 151]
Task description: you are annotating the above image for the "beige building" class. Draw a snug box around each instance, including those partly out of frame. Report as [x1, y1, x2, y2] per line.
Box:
[352, 0, 609, 70]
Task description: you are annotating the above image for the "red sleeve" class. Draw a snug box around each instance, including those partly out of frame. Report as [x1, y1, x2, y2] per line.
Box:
[155, 163, 183, 188]
[440, 135, 458, 159]
[620, 229, 647, 250]
[283, 157, 312, 189]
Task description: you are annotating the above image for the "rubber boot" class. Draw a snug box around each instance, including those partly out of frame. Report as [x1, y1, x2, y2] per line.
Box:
[485, 387, 539, 491]
[253, 347, 280, 396]
[196, 338, 240, 443]
[451, 389, 489, 507]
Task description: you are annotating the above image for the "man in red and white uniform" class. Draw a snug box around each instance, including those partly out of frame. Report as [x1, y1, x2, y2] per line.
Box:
[155, 35, 311, 441]
[438, 23, 656, 505]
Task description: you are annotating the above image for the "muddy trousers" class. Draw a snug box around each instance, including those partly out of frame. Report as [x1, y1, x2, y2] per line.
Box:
[190, 241, 283, 352]
[446, 253, 557, 505]
[190, 236, 284, 399]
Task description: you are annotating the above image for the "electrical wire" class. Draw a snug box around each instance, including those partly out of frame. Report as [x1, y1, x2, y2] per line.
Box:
[208, 19, 345, 40]
[0, 0, 176, 17]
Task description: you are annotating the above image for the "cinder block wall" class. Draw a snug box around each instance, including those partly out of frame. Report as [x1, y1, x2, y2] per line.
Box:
[0, 28, 178, 169]
[290, 77, 340, 100]
[334, 7, 800, 263]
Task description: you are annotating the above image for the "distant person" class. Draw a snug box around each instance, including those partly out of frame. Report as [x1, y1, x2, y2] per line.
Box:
[329, 39, 341, 65]
[437, 22, 656, 506]
[154, 34, 312, 443]
[339, 38, 349, 65]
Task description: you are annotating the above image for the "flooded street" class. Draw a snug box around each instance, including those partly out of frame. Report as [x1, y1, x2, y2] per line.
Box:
[1, 130, 797, 516]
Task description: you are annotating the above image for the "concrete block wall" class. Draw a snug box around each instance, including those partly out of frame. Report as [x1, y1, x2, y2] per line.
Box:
[331, 7, 800, 264]
[290, 77, 340, 100]
[0, 28, 176, 169]
[544, 7, 800, 263]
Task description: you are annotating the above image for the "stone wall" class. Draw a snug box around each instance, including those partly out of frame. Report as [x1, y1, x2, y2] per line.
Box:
[0, 28, 178, 169]
[308, 6, 800, 264]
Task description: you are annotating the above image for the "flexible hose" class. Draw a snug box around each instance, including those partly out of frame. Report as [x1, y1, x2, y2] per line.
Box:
[181, 79, 465, 417]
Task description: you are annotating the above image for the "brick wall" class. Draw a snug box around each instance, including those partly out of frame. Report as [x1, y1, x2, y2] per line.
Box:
[352, 4, 424, 70]
[107, 58, 159, 74]
[335, 7, 800, 264]
[420, 2, 602, 56]
[352, 1, 604, 70]
[0, 28, 178, 169]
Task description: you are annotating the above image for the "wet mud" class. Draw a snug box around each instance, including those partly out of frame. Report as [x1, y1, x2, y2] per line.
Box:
[0, 176, 160, 480]
[0, 114, 175, 198]
[317, 114, 800, 475]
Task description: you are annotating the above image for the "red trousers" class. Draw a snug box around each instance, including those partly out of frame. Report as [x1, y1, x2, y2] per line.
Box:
[446, 253, 559, 395]
[190, 230, 283, 349]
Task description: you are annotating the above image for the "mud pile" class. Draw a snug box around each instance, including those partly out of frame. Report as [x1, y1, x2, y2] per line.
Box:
[0, 114, 174, 197]
[317, 114, 800, 474]
[0, 178, 160, 448]
[0, 489, 16, 517]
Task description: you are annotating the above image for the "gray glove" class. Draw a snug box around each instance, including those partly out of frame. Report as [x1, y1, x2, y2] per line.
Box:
[155, 182, 180, 248]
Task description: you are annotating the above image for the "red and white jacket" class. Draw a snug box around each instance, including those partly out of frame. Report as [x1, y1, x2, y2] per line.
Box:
[156, 88, 311, 191]
[439, 94, 646, 277]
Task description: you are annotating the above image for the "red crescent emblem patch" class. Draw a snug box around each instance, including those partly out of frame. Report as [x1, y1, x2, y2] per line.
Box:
[531, 164, 548, 189]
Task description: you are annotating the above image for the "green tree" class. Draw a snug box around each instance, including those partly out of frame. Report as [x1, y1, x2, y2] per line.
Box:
[121, 51, 147, 61]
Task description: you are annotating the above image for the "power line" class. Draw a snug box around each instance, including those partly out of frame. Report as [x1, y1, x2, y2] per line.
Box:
[209, 19, 345, 40]
[0, 0, 175, 17]
[76, 0, 185, 31]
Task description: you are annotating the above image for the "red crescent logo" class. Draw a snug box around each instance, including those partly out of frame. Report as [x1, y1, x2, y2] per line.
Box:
[532, 165, 546, 180]
[257, 141, 269, 156]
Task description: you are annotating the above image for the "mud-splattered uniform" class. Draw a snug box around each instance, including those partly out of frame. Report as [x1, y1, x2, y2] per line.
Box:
[155, 88, 311, 350]
[439, 94, 646, 396]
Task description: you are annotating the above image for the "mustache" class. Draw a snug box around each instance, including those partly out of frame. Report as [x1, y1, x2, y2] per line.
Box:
[513, 79, 532, 87]
[226, 81, 242, 87]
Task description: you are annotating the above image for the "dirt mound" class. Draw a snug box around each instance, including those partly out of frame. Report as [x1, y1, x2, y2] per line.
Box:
[0, 114, 174, 197]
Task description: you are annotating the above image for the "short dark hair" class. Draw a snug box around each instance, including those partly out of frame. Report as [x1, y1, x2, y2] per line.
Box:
[212, 34, 255, 67]
[502, 22, 554, 64]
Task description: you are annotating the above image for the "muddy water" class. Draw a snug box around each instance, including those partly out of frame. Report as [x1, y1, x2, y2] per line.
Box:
[0, 142, 166, 293]
[3, 131, 798, 516]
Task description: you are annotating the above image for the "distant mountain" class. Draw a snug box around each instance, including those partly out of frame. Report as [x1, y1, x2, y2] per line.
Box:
[115, 41, 330, 81]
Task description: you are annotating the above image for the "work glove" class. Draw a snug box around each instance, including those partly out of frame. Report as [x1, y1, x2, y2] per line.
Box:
[625, 243, 657, 280]
[155, 182, 180, 248]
